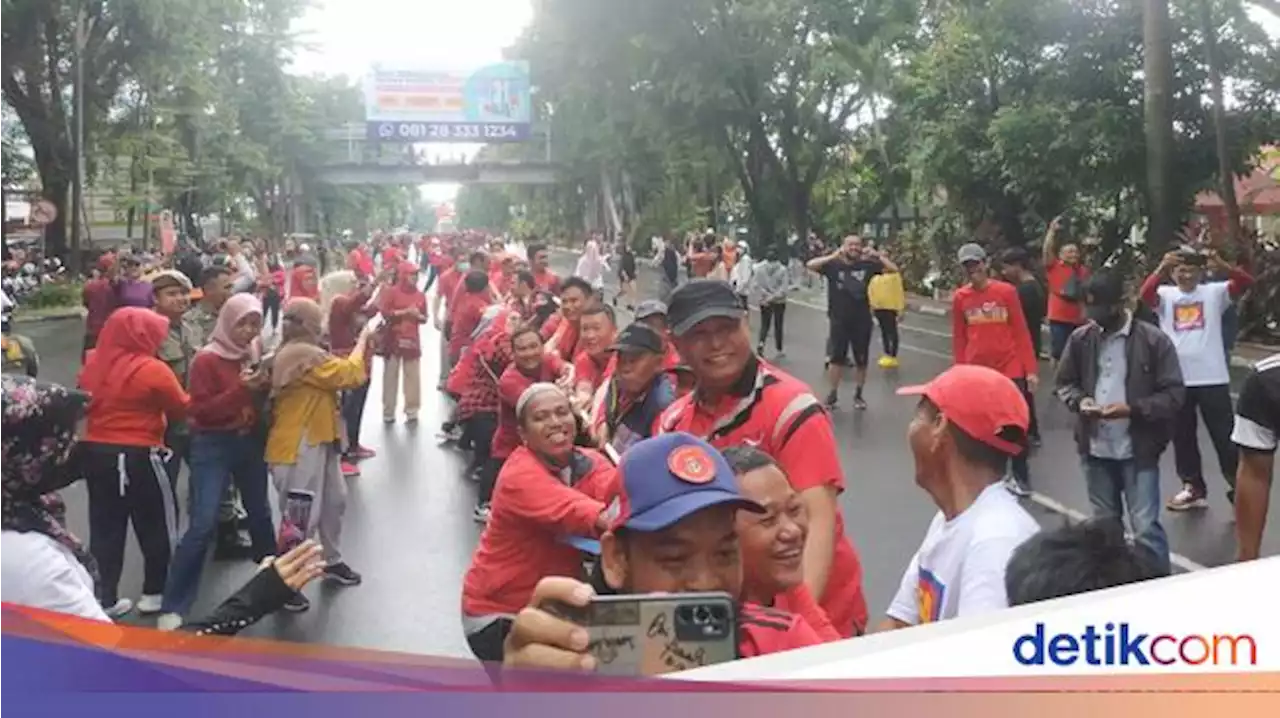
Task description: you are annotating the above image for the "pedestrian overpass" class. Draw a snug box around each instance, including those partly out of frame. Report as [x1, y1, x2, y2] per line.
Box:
[306, 125, 562, 186]
[311, 161, 560, 186]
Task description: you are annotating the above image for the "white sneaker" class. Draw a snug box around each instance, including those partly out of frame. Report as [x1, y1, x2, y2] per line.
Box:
[103, 598, 134, 620]
[136, 594, 163, 614]
[156, 613, 183, 631]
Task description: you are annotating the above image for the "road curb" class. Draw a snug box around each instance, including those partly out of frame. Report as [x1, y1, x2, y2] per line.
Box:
[11, 307, 86, 324]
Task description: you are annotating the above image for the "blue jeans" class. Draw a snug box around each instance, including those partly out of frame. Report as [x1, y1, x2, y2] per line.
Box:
[161, 431, 276, 617]
[1081, 456, 1171, 576]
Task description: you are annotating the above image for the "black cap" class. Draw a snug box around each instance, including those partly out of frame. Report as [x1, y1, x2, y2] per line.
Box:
[609, 323, 665, 354]
[634, 299, 668, 320]
[667, 279, 745, 337]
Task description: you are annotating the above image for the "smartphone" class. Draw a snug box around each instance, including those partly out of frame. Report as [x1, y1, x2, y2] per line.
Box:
[364, 313, 386, 334]
[550, 592, 738, 676]
[276, 489, 315, 554]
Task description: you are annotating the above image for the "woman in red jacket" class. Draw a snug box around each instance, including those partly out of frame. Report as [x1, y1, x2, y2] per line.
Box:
[78, 307, 191, 618]
[157, 294, 276, 630]
[461, 383, 617, 665]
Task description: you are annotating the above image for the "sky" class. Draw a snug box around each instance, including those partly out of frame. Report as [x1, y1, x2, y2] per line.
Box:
[290, 0, 535, 204]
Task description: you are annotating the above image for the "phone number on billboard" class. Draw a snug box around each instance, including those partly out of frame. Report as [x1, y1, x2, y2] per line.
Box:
[368, 122, 529, 142]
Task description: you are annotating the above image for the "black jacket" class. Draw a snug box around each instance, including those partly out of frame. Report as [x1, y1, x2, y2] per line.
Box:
[1054, 317, 1185, 469]
[179, 567, 296, 636]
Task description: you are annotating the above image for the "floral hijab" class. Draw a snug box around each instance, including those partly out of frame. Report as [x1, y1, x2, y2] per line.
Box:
[1, 375, 98, 582]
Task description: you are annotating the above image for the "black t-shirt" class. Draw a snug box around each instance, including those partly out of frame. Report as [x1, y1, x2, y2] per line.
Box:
[1016, 278, 1046, 330]
[1233, 354, 1280, 454]
[822, 256, 883, 320]
[661, 247, 680, 283]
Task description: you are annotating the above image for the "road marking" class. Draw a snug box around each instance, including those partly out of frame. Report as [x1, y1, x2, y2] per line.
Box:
[1024, 490, 1208, 573]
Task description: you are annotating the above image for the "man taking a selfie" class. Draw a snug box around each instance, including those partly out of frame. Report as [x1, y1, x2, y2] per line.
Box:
[502, 433, 825, 672]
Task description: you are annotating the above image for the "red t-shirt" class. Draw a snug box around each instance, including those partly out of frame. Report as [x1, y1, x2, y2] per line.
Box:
[738, 603, 826, 658]
[448, 290, 491, 360]
[541, 314, 581, 363]
[951, 280, 1039, 380]
[492, 355, 565, 459]
[82, 278, 116, 336]
[1044, 259, 1089, 325]
[438, 268, 462, 308]
[462, 447, 617, 617]
[573, 351, 612, 394]
[656, 359, 868, 637]
[186, 351, 256, 432]
[533, 268, 561, 294]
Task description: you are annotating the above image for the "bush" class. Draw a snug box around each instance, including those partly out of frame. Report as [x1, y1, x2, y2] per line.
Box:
[20, 280, 83, 310]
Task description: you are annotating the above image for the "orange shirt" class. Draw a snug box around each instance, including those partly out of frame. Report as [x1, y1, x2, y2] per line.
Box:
[83, 358, 190, 448]
[1045, 259, 1090, 325]
[656, 358, 868, 637]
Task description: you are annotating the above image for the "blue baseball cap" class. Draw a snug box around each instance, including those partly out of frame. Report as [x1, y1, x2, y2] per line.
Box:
[612, 433, 764, 532]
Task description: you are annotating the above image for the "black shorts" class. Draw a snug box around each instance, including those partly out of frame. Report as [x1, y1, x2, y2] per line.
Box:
[829, 316, 873, 368]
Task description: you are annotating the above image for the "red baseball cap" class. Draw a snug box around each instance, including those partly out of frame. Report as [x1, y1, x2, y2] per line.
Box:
[897, 365, 1029, 456]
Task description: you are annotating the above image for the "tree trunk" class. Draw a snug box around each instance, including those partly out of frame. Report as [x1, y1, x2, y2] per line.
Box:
[1143, 0, 1177, 252]
[1198, 0, 1242, 247]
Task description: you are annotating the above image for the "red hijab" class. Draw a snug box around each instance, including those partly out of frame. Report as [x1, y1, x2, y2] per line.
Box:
[79, 308, 169, 402]
[380, 261, 422, 312]
[291, 264, 319, 299]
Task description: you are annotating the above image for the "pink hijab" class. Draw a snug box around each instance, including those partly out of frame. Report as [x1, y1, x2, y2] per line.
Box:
[203, 293, 263, 362]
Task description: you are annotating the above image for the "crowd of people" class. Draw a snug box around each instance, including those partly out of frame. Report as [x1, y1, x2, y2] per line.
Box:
[0, 224, 1275, 678]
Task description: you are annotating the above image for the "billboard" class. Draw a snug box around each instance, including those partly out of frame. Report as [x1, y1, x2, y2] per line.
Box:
[364, 62, 531, 143]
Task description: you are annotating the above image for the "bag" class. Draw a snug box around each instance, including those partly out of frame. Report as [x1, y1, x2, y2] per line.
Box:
[1058, 267, 1084, 303]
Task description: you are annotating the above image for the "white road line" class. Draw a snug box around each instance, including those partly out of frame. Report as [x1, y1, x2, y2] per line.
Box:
[1025, 491, 1208, 573]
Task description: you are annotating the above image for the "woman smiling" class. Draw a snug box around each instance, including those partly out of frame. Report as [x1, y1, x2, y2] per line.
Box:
[461, 383, 618, 666]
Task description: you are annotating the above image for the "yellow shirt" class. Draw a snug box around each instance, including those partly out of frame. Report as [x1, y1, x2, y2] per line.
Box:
[868, 271, 906, 312]
[265, 354, 367, 465]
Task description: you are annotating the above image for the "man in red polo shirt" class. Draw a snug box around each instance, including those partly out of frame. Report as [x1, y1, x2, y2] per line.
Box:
[571, 303, 617, 408]
[653, 279, 869, 638]
[527, 242, 561, 294]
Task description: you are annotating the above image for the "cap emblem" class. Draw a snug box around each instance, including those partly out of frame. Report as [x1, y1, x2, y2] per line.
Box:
[668, 446, 715, 484]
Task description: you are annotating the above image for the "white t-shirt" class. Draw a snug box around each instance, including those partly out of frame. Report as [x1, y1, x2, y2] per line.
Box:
[1, 530, 109, 622]
[887, 483, 1040, 625]
[1155, 281, 1231, 387]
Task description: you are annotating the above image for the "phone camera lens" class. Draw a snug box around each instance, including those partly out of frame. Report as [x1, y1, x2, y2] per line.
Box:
[693, 606, 711, 625]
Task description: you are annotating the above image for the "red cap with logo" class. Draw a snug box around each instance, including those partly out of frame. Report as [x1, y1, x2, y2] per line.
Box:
[897, 364, 1029, 456]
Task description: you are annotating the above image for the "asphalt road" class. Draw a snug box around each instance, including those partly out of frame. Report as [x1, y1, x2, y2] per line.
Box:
[11, 248, 1271, 660]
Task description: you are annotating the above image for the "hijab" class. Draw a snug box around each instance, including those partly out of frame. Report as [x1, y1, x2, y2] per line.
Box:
[2, 375, 98, 582]
[203, 293, 263, 362]
[379, 261, 422, 315]
[78, 307, 169, 402]
[290, 263, 319, 300]
[271, 298, 329, 396]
